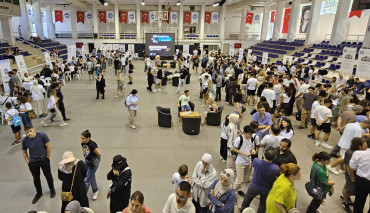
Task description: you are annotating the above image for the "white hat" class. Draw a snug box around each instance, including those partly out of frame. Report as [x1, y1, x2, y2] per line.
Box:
[59, 151, 76, 165]
[96, 64, 101, 67]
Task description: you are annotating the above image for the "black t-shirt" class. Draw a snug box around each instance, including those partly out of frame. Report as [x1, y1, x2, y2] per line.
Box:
[114, 59, 120, 69]
[180, 69, 189, 79]
[272, 149, 297, 167]
[157, 69, 163, 79]
[81, 140, 98, 159]
[129, 64, 134, 70]
[43, 68, 52, 78]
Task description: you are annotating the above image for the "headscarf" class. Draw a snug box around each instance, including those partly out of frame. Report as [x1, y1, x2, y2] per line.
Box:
[201, 153, 214, 173]
[213, 169, 234, 199]
[32, 80, 38, 92]
[58, 158, 80, 174]
[65, 200, 87, 213]
[228, 113, 239, 126]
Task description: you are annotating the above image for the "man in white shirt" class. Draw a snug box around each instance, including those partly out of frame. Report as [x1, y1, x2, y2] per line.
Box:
[283, 74, 294, 87]
[163, 181, 195, 213]
[120, 55, 126, 74]
[336, 73, 347, 91]
[260, 124, 284, 153]
[225, 64, 235, 78]
[295, 78, 310, 112]
[273, 79, 284, 111]
[314, 98, 333, 149]
[261, 82, 276, 110]
[247, 74, 258, 106]
[277, 65, 287, 74]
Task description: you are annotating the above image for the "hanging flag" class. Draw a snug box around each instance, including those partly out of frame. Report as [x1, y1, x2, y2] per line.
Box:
[282, 8, 291, 33]
[128, 11, 136, 24]
[271, 11, 275, 23]
[205, 12, 211, 24]
[64, 10, 71, 25]
[170, 12, 178, 24]
[77, 11, 84, 24]
[184, 12, 191, 24]
[246, 12, 254, 25]
[86, 11, 92, 24]
[149, 11, 155, 24]
[55, 10, 63, 23]
[211, 12, 219, 24]
[252, 12, 261, 25]
[164, 12, 170, 24]
[191, 12, 198, 24]
[120, 11, 127, 23]
[107, 11, 114, 23]
[99, 11, 106, 23]
[349, 10, 362, 18]
[142, 11, 149, 23]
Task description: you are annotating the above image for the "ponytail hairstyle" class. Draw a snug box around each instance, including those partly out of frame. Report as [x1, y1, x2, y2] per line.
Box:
[81, 130, 91, 139]
[280, 163, 300, 177]
[130, 190, 145, 205]
[224, 115, 230, 126]
[312, 152, 331, 162]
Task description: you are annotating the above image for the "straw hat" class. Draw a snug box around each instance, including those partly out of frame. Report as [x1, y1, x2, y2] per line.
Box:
[59, 151, 76, 165]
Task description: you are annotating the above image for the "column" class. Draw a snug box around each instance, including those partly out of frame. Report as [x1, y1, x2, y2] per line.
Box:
[44, 4, 55, 39]
[272, 0, 285, 41]
[305, 0, 323, 46]
[200, 5, 205, 40]
[362, 15, 370, 48]
[114, 3, 119, 39]
[158, 4, 162, 31]
[1, 17, 14, 44]
[220, 4, 226, 41]
[261, 4, 271, 41]
[329, 0, 351, 45]
[19, 0, 30, 39]
[70, 7, 77, 39]
[136, 2, 141, 39]
[240, 8, 247, 41]
[286, 0, 301, 42]
[92, 3, 98, 35]
[179, 4, 184, 40]
[32, 0, 44, 39]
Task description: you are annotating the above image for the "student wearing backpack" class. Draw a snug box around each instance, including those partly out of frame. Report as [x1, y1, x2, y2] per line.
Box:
[5, 102, 22, 145]
[126, 89, 139, 129]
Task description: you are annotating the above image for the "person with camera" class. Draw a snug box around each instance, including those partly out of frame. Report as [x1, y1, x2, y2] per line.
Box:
[80, 130, 101, 201]
[107, 155, 132, 213]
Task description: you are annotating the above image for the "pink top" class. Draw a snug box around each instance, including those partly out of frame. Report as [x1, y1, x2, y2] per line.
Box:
[122, 206, 152, 213]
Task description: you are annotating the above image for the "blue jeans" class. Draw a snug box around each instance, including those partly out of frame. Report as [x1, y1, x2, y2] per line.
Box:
[20, 113, 32, 127]
[121, 65, 126, 74]
[84, 158, 99, 193]
[181, 105, 191, 111]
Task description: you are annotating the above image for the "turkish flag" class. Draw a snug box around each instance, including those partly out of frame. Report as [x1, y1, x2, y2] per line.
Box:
[77, 11, 84, 24]
[141, 11, 149, 23]
[246, 12, 254, 24]
[282, 8, 291, 33]
[271, 11, 275, 23]
[184, 11, 191, 24]
[349, 10, 362, 18]
[99, 11, 106, 23]
[120, 11, 127, 23]
[55, 10, 63, 23]
[205, 12, 211, 24]
[164, 12, 169, 24]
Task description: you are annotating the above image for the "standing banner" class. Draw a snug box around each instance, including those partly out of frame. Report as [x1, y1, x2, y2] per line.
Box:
[150, 11, 155, 24]
[283, 55, 293, 64]
[107, 11, 114, 23]
[120, 11, 127, 23]
[356, 48, 370, 78]
[205, 12, 211, 24]
[44, 51, 53, 70]
[262, 52, 269, 65]
[142, 11, 149, 24]
[238, 48, 243, 63]
[86, 11, 93, 24]
[67, 45, 76, 63]
[282, 8, 291, 33]
[300, 5, 311, 33]
[128, 44, 135, 55]
[247, 49, 252, 63]
[0, 59, 11, 93]
[119, 44, 125, 52]
[341, 47, 357, 75]
[63, 10, 71, 25]
[191, 12, 199, 24]
[81, 46, 85, 57]
[170, 12, 178, 24]
[252, 13, 261, 25]
[229, 45, 235, 56]
[100, 44, 106, 52]
[15, 55, 28, 78]
[184, 12, 191, 24]
[183, 45, 190, 58]
[211, 12, 219, 24]
[113, 44, 119, 50]
[128, 11, 136, 24]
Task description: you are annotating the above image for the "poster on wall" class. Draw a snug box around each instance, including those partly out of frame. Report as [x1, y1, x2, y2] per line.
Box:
[99, 44, 106, 52]
[282, 8, 291, 34]
[128, 44, 135, 55]
[105, 44, 113, 51]
[119, 44, 125, 52]
[113, 44, 119, 50]
[356, 48, 370, 79]
[67, 45, 76, 62]
[44, 51, 53, 70]
[247, 49, 252, 63]
[262, 52, 269, 65]
[183, 45, 189, 58]
[300, 5, 311, 33]
[283, 55, 293, 64]
[340, 47, 357, 75]
[15, 55, 28, 78]
[0, 59, 11, 93]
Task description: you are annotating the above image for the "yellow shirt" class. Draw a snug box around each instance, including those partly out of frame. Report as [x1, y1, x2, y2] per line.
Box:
[266, 174, 297, 213]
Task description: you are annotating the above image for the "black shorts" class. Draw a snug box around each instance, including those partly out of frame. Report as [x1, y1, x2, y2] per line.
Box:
[194, 63, 199, 67]
[310, 118, 317, 126]
[11, 125, 21, 134]
[88, 70, 93, 75]
[317, 123, 331, 133]
[203, 88, 208, 95]
[129, 70, 133, 74]
[247, 89, 256, 96]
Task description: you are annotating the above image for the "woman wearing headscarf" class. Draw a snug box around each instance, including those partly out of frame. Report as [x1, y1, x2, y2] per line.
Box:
[226, 114, 239, 169]
[58, 151, 89, 213]
[208, 169, 236, 213]
[30, 80, 47, 117]
[192, 153, 217, 213]
[107, 155, 132, 213]
[64, 201, 88, 213]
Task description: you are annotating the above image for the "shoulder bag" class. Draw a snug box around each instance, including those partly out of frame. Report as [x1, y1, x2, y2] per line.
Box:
[305, 167, 325, 200]
[26, 110, 36, 120]
[61, 163, 78, 202]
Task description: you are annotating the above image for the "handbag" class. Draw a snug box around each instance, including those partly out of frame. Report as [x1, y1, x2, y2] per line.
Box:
[305, 167, 325, 200]
[61, 163, 78, 202]
[26, 110, 36, 120]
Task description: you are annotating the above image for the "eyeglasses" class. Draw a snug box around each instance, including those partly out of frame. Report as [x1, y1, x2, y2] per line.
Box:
[176, 192, 186, 201]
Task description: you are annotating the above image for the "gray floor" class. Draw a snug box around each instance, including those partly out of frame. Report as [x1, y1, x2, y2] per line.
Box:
[0, 61, 368, 213]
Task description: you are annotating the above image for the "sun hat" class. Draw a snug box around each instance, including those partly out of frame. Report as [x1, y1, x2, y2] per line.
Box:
[59, 151, 76, 165]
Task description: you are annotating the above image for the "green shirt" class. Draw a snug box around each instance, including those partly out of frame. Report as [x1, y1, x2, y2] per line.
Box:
[337, 94, 350, 108]
[310, 161, 330, 194]
[266, 174, 297, 213]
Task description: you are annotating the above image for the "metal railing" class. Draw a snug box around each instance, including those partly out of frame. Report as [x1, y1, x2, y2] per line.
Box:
[225, 33, 240, 40]
[324, 34, 365, 42]
[245, 32, 261, 40]
[143, 27, 178, 34]
[296, 34, 307, 39]
[119, 33, 137, 39]
[55, 32, 72, 38]
[204, 34, 220, 40]
[98, 33, 116, 39]
[77, 32, 93, 39]
[183, 33, 200, 40]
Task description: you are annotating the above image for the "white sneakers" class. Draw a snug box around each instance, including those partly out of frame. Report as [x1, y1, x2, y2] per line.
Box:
[327, 165, 339, 175]
[154, 89, 157, 93]
[41, 122, 47, 127]
[92, 190, 99, 200]
[315, 141, 332, 149]
[315, 141, 321, 147]
[60, 123, 68, 127]
[130, 125, 136, 129]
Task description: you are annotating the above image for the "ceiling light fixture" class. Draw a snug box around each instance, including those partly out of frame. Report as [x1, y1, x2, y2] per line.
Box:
[176, 1, 181, 6]
[141, 0, 145, 5]
[104, 2, 108, 5]
[213, 2, 219, 6]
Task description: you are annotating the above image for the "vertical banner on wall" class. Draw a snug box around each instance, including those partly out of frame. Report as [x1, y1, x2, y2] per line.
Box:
[81, 46, 85, 57]
[356, 48, 370, 78]
[252, 13, 261, 25]
[191, 12, 198, 24]
[120, 11, 127, 23]
[246, 12, 254, 25]
[150, 11, 155, 24]
[340, 47, 357, 75]
[238, 49, 243, 63]
[141, 11, 149, 24]
[128, 44, 135, 55]
[270, 11, 275, 23]
[44, 51, 53, 70]
[0, 59, 11, 93]
[15, 55, 28, 77]
[107, 11, 114, 23]
[77, 11, 85, 24]
[205, 12, 211, 24]
[128, 11, 136, 24]
[247, 49, 252, 63]
[283, 55, 293, 64]
[170, 12, 178, 24]
[119, 44, 125, 52]
[262, 52, 269, 65]
[211, 12, 219, 24]
[54, 10, 63, 23]
[63, 10, 71, 25]
[300, 5, 311, 33]
[184, 12, 191, 24]
[183, 45, 190, 58]
[229, 45, 235, 56]
[86, 11, 92, 24]
[282, 8, 291, 33]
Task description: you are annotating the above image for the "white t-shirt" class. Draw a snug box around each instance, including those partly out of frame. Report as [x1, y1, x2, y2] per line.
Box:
[314, 105, 332, 123]
[121, 56, 126, 66]
[282, 93, 291, 103]
[234, 136, 252, 165]
[261, 134, 284, 150]
[261, 89, 276, 108]
[47, 96, 57, 110]
[19, 102, 32, 114]
[311, 101, 321, 118]
[247, 78, 258, 90]
[31, 85, 45, 101]
[274, 84, 283, 94]
[280, 129, 294, 139]
[5, 109, 18, 125]
[163, 193, 196, 213]
[145, 58, 151, 66]
[172, 173, 187, 193]
[198, 73, 211, 84]
[221, 121, 228, 139]
[283, 79, 294, 87]
[297, 84, 310, 95]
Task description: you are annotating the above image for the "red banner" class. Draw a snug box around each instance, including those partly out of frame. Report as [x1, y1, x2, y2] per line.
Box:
[271, 11, 275, 23]
[349, 10, 362, 18]
[141, 11, 149, 23]
[205, 12, 211, 24]
[246, 12, 254, 24]
[184, 11, 191, 24]
[99, 11, 106, 23]
[55, 10, 63, 23]
[77, 11, 84, 24]
[164, 12, 169, 24]
[120, 11, 127, 23]
[282, 8, 291, 33]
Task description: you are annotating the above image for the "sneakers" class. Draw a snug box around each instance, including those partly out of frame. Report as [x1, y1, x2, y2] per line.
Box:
[342, 202, 350, 212]
[315, 141, 321, 147]
[340, 195, 354, 206]
[12, 141, 21, 146]
[338, 169, 345, 174]
[92, 190, 99, 200]
[219, 156, 223, 160]
[237, 191, 245, 197]
[32, 193, 42, 204]
[327, 165, 339, 175]
[154, 89, 157, 93]
[321, 142, 332, 149]
[176, 90, 179, 93]
[307, 134, 315, 139]
[41, 122, 47, 127]
[60, 123, 68, 127]
[158, 88, 161, 91]
[130, 125, 136, 129]
[114, 96, 118, 98]
[50, 189, 56, 198]
[222, 159, 227, 163]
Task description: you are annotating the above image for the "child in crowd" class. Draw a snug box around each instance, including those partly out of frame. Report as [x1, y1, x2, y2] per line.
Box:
[114, 70, 124, 98]
[171, 164, 192, 193]
[4, 102, 21, 145]
[277, 109, 287, 126]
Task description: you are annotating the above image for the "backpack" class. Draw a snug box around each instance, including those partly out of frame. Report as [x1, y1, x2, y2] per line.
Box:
[7, 112, 21, 127]
[305, 167, 325, 200]
[231, 135, 244, 157]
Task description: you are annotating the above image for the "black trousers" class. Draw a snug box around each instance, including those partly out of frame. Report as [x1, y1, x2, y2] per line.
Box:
[241, 185, 268, 213]
[28, 158, 54, 195]
[96, 90, 104, 99]
[147, 82, 153, 92]
[307, 197, 324, 213]
[354, 175, 370, 213]
[220, 138, 228, 160]
[216, 87, 222, 101]
[58, 101, 67, 120]
[192, 199, 209, 213]
[330, 145, 341, 156]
